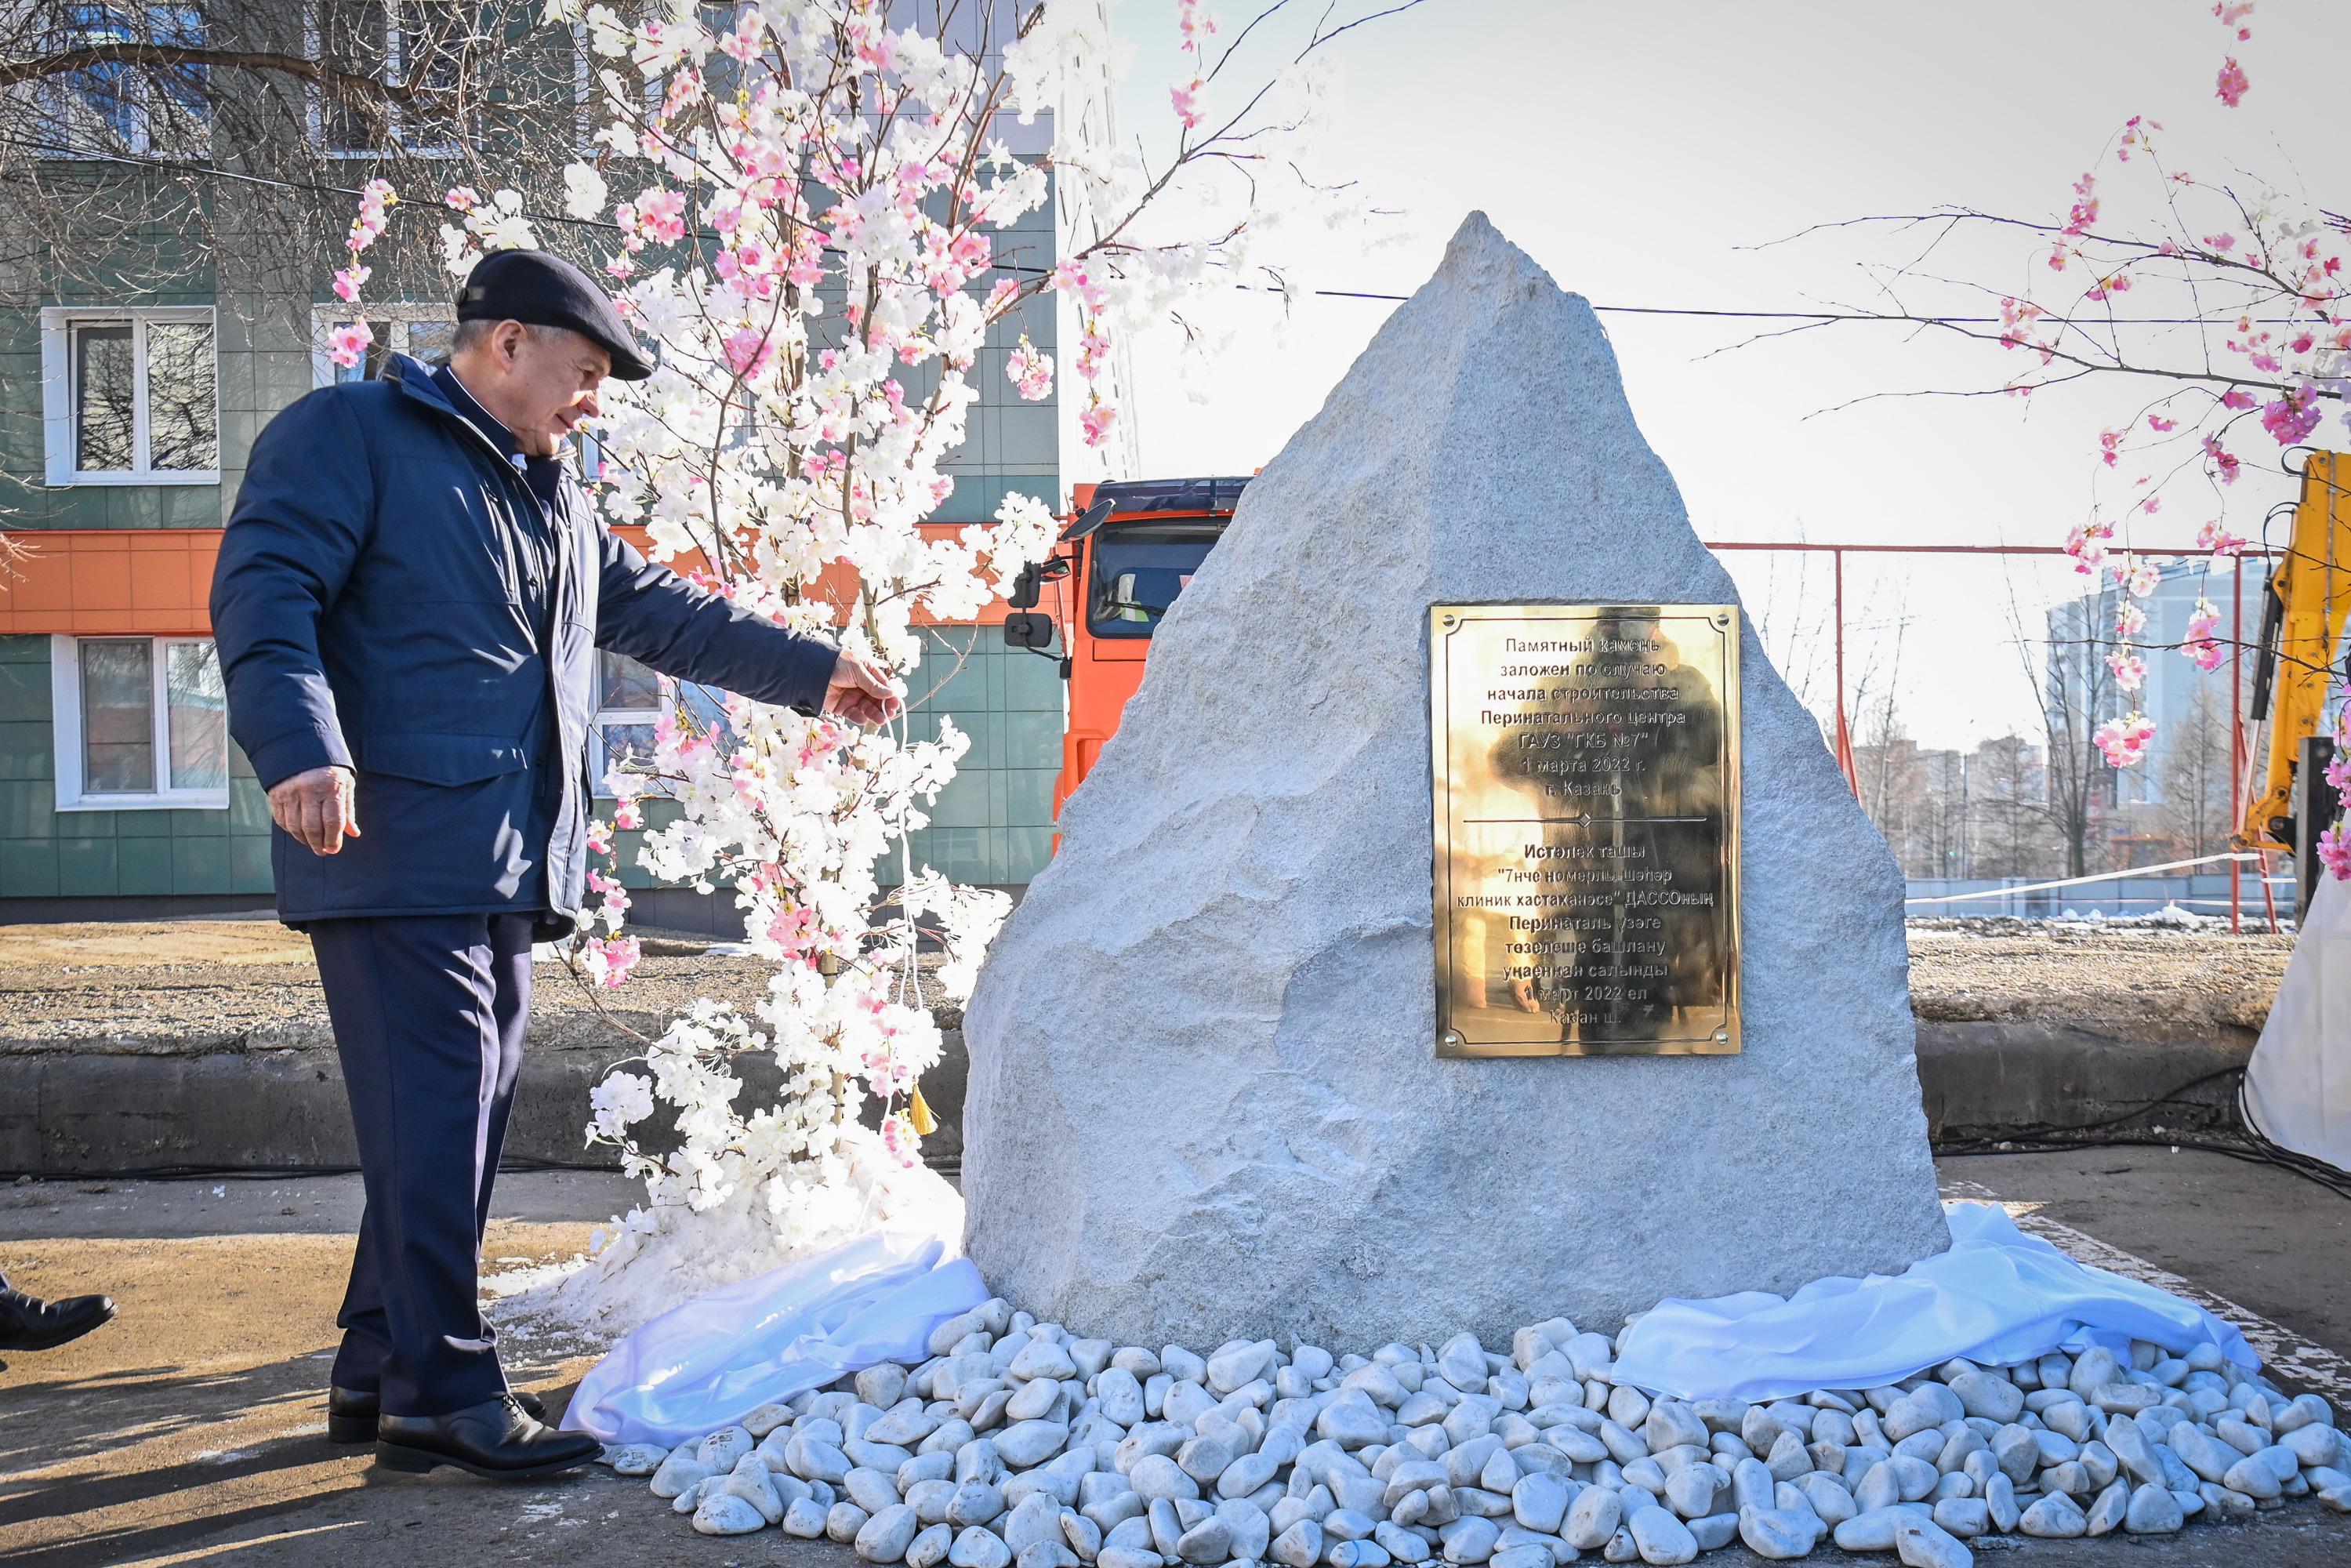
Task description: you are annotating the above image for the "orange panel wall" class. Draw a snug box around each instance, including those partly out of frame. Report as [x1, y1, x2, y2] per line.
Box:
[0, 530, 219, 637]
[616, 522, 1022, 628]
[0, 524, 1016, 637]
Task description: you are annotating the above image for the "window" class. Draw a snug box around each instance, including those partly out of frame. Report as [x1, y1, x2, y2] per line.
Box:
[39, 2, 210, 158]
[314, 0, 468, 156]
[594, 649, 662, 786]
[39, 307, 218, 485]
[310, 305, 456, 386]
[49, 636, 230, 809]
[1087, 522, 1221, 639]
[593, 652, 731, 793]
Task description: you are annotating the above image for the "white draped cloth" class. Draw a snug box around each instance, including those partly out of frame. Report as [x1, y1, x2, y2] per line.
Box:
[1612, 1203, 2254, 1401]
[564, 1229, 989, 1447]
[2246, 870, 2351, 1174]
[568, 1204, 2255, 1443]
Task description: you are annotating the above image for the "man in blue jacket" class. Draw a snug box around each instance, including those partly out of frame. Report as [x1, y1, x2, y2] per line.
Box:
[211, 249, 900, 1480]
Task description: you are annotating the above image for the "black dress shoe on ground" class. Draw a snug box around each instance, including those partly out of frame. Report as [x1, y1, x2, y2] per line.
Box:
[376, 1394, 600, 1479]
[329, 1384, 546, 1443]
[0, 1279, 115, 1352]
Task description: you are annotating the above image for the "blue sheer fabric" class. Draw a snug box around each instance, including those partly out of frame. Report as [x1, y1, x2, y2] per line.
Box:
[1612, 1201, 2255, 1403]
[564, 1229, 989, 1446]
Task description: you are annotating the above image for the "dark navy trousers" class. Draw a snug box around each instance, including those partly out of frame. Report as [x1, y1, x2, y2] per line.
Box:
[309, 912, 535, 1417]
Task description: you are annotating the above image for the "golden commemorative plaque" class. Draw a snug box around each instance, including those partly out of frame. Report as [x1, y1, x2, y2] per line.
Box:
[1430, 604, 1741, 1058]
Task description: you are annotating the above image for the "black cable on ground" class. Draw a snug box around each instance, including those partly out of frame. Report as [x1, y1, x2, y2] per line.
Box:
[1918, 1060, 2351, 1202]
[1937, 1134, 2351, 1201]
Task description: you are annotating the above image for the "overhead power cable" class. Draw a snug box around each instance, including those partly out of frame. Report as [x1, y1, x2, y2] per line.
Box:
[5, 136, 2326, 328]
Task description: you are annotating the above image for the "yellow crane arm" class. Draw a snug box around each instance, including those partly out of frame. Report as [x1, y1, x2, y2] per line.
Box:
[2241, 450, 2351, 851]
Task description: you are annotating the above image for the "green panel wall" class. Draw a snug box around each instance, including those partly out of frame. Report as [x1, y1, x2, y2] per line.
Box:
[0, 140, 1074, 911]
[1, 628, 1065, 906]
[599, 624, 1066, 915]
[0, 635, 273, 899]
[898, 627, 1065, 887]
[0, 279, 232, 533]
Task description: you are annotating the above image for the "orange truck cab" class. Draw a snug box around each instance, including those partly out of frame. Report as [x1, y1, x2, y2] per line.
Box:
[1002, 476, 1253, 825]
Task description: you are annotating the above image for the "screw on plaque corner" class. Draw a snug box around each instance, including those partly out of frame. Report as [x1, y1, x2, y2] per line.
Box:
[1442, 1029, 1464, 1048]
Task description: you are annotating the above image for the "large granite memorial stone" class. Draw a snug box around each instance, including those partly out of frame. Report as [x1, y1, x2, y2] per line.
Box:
[961, 212, 1950, 1349]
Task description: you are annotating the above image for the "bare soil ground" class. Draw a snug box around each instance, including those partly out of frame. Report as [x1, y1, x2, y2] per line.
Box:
[0, 916, 2291, 1054]
[0, 920, 780, 1056]
[1905, 920, 2293, 1036]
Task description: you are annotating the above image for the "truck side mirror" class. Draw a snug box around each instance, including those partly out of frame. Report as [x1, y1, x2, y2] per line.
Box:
[1007, 563, 1043, 610]
[1003, 612, 1054, 649]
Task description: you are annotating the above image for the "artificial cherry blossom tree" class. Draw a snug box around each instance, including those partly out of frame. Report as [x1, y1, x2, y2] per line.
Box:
[1759, 3, 2349, 876]
[333, 0, 1409, 1326]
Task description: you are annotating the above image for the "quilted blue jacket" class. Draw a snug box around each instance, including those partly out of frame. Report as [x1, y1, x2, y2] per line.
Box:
[211, 354, 835, 935]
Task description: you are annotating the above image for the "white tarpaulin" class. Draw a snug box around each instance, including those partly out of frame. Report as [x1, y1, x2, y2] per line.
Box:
[1611, 1202, 2255, 1402]
[564, 1229, 989, 1447]
[568, 1204, 2255, 1444]
[2246, 870, 2351, 1173]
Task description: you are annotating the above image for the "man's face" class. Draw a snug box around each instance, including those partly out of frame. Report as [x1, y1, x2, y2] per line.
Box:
[477, 323, 611, 456]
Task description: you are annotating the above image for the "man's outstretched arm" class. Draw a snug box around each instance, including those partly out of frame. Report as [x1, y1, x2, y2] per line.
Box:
[591, 524, 902, 723]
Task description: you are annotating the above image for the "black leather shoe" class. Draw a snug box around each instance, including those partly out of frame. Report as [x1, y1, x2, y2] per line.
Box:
[330, 1384, 545, 1443]
[0, 1279, 115, 1352]
[376, 1394, 599, 1479]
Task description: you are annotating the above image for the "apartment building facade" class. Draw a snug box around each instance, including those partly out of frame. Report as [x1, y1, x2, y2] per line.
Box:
[0, 0, 1117, 919]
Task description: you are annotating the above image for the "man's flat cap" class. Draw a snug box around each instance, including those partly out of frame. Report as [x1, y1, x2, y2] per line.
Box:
[456, 249, 655, 380]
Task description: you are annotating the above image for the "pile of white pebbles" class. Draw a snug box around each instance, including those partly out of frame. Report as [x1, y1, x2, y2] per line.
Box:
[599, 1298, 2351, 1566]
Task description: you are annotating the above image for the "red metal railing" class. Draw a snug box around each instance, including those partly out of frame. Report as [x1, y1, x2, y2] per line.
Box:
[1701, 539, 2285, 933]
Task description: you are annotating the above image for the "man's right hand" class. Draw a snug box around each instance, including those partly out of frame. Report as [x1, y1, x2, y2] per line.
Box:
[824, 649, 906, 725]
[268, 766, 362, 855]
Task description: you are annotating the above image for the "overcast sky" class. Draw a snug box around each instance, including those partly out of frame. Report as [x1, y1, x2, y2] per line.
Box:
[1106, 0, 2349, 751]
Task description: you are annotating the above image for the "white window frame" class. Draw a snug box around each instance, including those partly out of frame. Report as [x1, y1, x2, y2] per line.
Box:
[35, 2, 214, 160]
[38, 306, 219, 487]
[49, 635, 232, 811]
[593, 652, 665, 792]
[304, 0, 469, 159]
[590, 657, 735, 797]
[309, 303, 459, 386]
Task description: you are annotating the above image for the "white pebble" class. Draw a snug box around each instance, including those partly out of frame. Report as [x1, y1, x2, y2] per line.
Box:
[860, 1504, 922, 1562]
[650, 1450, 713, 1500]
[692, 1492, 767, 1536]
[603, 1442, 668, 1476]
[1624, 1504, 1697, 1566]
[2018, 1492, 2086, 1537]
[951, 1526, 1015, 1568]
[1271, 1519, 1323, 1567]
[700, 1425, 754, 1472]
[1831, 1504, 1930, 1552]
[1562, 1483, 1620, 1550]
[909, 1523, 956, 1568]
[1930, 1497, 1987, 1537]
[2124, 1482, 2185, 1534]
[1735, 1505, 1817, 1560]
[1892, 1513, 1972, 1568]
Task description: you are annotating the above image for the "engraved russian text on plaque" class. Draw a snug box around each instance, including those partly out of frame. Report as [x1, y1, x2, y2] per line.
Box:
[1430, 604, 1742, 1057]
